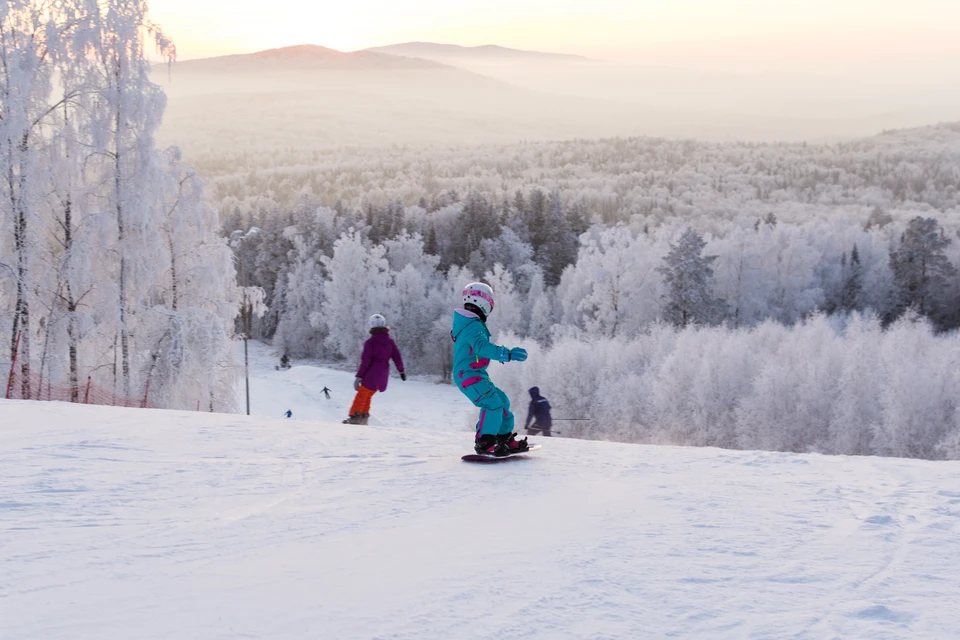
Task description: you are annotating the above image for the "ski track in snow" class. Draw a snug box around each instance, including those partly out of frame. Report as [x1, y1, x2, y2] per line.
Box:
[2, 344, 960, 638]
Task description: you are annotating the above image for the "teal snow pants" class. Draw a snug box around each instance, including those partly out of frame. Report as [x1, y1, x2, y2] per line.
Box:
[459, 377, 515, 437]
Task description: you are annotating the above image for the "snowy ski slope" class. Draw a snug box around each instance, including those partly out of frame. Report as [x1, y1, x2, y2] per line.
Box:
[3, 347, 960, 639]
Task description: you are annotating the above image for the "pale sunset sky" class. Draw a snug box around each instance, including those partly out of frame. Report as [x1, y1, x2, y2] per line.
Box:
[149, 0, 960, 75]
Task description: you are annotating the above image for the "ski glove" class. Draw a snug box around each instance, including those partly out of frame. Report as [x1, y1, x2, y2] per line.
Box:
[354, 377, 362, 391]
[400, 371, 407, 381]
[508, 347, 528, 362]
[497, 346, 528, 363]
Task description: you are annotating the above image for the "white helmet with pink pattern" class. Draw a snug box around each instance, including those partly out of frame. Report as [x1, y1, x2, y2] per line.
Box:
[462, 282, 495, 317]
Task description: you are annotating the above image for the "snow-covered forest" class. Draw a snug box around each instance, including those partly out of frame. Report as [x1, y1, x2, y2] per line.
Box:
[201, 124, 960, 218]
[219, 126, 960, 459]
[0, 0, 239, 411]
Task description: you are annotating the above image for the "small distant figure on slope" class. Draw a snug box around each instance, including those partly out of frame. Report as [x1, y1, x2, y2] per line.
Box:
[284, 409, 293, 419]
[451, 282, 529, 456]
[524, 387, 553, 437]
[276, 354, 291, 371]
[321, 386, 331, 400]
[343, 314, 406, 425]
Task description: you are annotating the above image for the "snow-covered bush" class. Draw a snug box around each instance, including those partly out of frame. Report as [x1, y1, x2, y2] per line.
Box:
[496, 314, 960, 461]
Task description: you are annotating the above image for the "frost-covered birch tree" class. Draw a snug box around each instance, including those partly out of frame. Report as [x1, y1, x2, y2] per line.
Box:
[2, 0, 239, 410]
[83, 0, 174, 397]
[319, 230, 392, 359]
[1, 0, 60, 395]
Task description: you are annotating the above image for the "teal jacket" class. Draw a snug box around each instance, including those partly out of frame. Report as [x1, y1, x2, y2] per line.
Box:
[451, 309, 510, 391]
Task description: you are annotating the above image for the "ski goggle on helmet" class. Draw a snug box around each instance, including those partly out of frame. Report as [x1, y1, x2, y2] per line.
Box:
[462, 282, 495, 317]
[368, 314, 387, 329]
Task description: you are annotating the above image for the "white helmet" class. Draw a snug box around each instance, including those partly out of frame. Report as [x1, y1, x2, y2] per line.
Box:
[368, 314, 387, 329]
[462, 282, 495, 317]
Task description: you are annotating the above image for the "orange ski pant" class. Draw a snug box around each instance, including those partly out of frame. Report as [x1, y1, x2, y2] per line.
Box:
[348, 386, 376, 416]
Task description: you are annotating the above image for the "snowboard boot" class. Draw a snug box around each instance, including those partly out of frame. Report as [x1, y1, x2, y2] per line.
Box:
[359, 413, 370, 426]
[474, 433, 501, 455]
[498, 432, 529, 454]
[343, 413, 364, 425]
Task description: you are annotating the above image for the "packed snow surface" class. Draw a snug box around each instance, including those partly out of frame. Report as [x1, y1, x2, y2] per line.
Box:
[3, 348, 960, 639]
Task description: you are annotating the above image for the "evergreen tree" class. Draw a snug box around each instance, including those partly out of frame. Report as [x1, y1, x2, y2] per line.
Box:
[365, 204, 379, 244]
[453, 191, 499, 266]
[527, 189, 548, 252]
[251, 210, 295, 337]
[889, 217, 956, 321]
[424, 225, 439, 256]
[221, 208, 244, 239]
[657, 228, 727, 328]
[539, 192, 577, 286]
[839, 244, 863, 312]
[512, 190, 527, 222]
[567, 202, 590, 238]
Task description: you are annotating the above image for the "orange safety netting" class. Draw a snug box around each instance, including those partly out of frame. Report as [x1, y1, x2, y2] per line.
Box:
[5, 366, 157, 409]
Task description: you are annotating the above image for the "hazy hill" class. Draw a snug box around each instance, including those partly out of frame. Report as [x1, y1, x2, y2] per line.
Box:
[152, 44, 960, 156]
[152, 45, 808, 155]
[172, 44, 446, 72]
[365, 42, 591, 63]
[363, 41, 960, 132]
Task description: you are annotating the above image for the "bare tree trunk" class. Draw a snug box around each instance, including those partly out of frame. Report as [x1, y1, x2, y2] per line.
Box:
[113, 55, 131, 399]
[15, 211, 30, 398]
[38, 293, 55, 399]
[61, 96, 81, 403]
[10, 133, 32, 399]
[62, 195, 80, 402]
[112, 334, 118, 398]
[168, 232, 178, 311]
[67, 289, 79, 402]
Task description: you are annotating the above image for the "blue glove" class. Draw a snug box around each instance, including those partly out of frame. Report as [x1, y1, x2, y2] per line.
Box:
[508, 347, 528, 362]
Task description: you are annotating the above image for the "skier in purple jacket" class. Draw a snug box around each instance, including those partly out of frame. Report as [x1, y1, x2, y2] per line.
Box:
[343, 314, 405, 425]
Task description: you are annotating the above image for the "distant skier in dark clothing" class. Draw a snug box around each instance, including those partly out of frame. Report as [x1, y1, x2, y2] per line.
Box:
[321, 386, 331, 399]
[524, 387, 553, 437]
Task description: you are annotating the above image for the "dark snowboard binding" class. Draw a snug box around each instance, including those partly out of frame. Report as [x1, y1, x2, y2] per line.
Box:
[475, 434, 500, 455]
[499, 432, 529, 454]
[474, 432, 529, 457]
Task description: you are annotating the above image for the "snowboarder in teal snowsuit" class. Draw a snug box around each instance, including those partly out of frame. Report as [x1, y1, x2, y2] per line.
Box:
[452, 282, 530, 456]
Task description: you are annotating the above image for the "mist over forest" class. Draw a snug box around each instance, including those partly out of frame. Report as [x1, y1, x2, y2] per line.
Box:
[153, 44, 960, 154]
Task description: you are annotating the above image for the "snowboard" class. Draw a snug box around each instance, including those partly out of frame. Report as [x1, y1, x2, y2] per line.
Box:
[461, 444, 541, 463]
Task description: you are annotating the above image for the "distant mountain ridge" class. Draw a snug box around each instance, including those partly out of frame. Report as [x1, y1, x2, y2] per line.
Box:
[168, 44, 446, 72]
[364, 42, 592, 62]
[152, 42, 960, 155]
